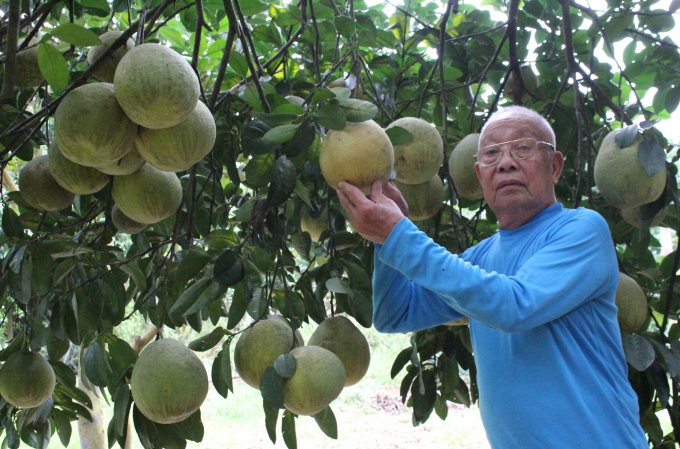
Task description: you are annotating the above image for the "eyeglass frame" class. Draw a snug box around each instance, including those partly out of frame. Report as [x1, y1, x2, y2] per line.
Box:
[473, 138, 556, 167]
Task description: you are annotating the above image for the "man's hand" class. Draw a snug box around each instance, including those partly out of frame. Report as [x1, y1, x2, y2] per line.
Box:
[337, 181, 406, 245]
[383, 181, 409, 217]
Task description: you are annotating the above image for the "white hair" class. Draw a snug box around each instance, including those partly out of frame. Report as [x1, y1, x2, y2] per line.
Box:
[481, 106, 556, 147]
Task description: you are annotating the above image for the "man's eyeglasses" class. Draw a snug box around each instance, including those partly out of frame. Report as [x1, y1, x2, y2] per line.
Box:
[475, 138, 555, 167]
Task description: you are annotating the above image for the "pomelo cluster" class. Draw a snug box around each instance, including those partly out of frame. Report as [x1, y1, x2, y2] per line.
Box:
[234, 315, 371, 416]
[18, 41, 216, 234]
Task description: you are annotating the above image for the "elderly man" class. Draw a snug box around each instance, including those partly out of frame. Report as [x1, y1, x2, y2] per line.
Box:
[337, 106, 647, 448]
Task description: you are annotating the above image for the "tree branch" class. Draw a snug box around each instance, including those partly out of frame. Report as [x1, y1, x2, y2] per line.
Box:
[209, 26, 236, 112]
[0, 0, 21, 104]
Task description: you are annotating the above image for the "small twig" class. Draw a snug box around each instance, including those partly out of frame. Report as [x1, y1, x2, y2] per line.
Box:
[0, 0, 21, 103]
[18, 9, 50, 50]
[209, 26, 236, 112]
[147, 2, 195, 36]
[232, 0, 264, 75]
[625, 28, 680, 49]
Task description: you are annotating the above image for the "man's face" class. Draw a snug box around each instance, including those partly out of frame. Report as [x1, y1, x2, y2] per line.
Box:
[475, 113, 563, 218]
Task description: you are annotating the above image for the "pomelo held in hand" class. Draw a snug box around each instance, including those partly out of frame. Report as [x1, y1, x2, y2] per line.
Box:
[319, 120, 394, 195]
[594, 129, 666, 209]
[386, 117, 443, 185]
[0, 351, 56, 408]
[19, 155, 76, 211]
[112, 164, 182, 224]
[283, 346, 346, 416]
[130, 339, 208, 424]
[394, 175, 445, 221]
[54, 83, 137, 168]
[449, 133, 483, 200]
[114, 43, 200, 129]
[308, 315, 370, 386]
[86, 31, 135, 83]
[615, 273, 648, 334]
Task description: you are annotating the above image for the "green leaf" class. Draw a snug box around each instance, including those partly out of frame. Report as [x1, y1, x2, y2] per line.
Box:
[273, 353, 297, 378]
[242, 119, 280, 155]
[119, 261, 146, 295]
[340, 99, 378, 122]
[245, 152, 276, 188]
[227, 280, 249, 329]
[622, 334, 655, 371]
[637, 138, 666, 177]
[251, 111, 299, 125]
[267, 156, 297, 208]
[671, 0, 680, 12]
[434, 395, 448, 420]
[263, 124, 300, 144]
[313, 406, 337, 439]
[391, 346, 414, 379]
[293, 180, 312, 208]
[665, 87, 680, 114]
[212, 347, 233, 398]
[51, 409, 72, 447]
[50, 23, 102, 46]
[38, 42, 69, 95]
[2, 206, 24, 239]
[260, 365, 285, 409]
[282, 410, 297, 449]
[184, 282, 227, 316]
[188, 327, 226, 352]
[334, 16, 356, 39]
[326, 277, 353, 298]
[385, 126, 413, 146]
[83, 340, 112, 388]
[229, 52, 249, 77]
[315, 104, 346, 130]
[214, 249, 245, 286]
[168, 278, 210, 320]
[615, 123, 638, 148]
[113, 383, 131, 439]
[239, 0, 268, 15]
[133, 405, 163, 449]
[172, 409, 204, 442]
[204, 229, 239, 250]
[263, 404, 279, 444]
[174, 249, 212, 287]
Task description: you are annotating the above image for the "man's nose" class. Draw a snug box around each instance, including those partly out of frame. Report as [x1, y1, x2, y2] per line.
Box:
[497, 148, 517, 172]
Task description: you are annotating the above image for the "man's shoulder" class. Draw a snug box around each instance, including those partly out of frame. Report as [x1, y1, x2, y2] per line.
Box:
[552, 206, 610, 233]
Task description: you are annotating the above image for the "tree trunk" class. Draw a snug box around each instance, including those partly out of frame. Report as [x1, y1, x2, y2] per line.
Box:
[77, 364, 107, 449]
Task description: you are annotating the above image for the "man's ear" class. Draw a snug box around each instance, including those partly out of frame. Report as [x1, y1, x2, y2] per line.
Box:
[475, 162, 481, 178]
[551, 151, 564, 184]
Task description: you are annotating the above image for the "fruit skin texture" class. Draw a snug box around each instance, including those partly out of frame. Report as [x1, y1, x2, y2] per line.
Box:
[234, 319, 300, 389]
[112, 205, 147, 234]
[319, 120, 394, 195]
[283, 346, 346, 416]
[615, 273, 648, 334]
[394, 175, 445, 221]
[449, 133, 483, 200]
[594, 130, 666, 209]
[19, 155, 76, 211]
[48, 142, 109, 195]
[0, 351, 56, 408]
[130, 339, 208, 424]
[114, 44, 199, 129]
[268, 315, 305, 347]
[620, 205, 667, 229]
[307, 316, 370, 387]
[86, 31, 135, 83]
[54, 83, 137, 168]
[16, 46, 42, 88]
[386, 117, 443, 185]
[96, 146, 145, 176]
[135, 101, 216, 172]
[300, 210, 329, 242]
[112, 164, 182, 224]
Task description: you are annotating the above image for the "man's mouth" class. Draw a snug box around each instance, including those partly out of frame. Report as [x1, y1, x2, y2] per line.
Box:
[497, 180, 524, 189]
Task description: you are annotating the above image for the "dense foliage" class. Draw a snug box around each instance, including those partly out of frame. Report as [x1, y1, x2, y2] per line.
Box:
[0, 0, 679, 447]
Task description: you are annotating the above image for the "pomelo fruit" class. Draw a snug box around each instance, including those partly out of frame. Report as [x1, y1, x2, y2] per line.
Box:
[449, 133, 483, 200]
[268, 315, 305, 347]
[86, 31, 135, 83]
[135, 101, 216, 172]
[394, 175, 445, 221]
[0, 351, 56, 408]
[112, 164, 182, 224]
[505, 66, 538, 100]
[112, 204, 147, 234]
[594, 129, 666, 209]
[234, 318, 301, 389]
[386, 117, 443, 185]
[283, 346, 345, 416]
[319, 120, 394, 195]
[300, 210, 329, 242]
[95, 145, 145, 176]
[130, 339, 208, 424]
[16, 46, 42, 88]
[114, 43, 199, 129]
[615, 273, 648, 334]
[308, 316, 370, 386]
[48, 142, 109, 195]
[620, 205, 668, 229]
[19, 155, 75, 211]
[54, 83, 137, 168]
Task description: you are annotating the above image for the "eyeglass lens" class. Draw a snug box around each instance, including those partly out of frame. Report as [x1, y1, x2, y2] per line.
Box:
[477, 138, 539, 166]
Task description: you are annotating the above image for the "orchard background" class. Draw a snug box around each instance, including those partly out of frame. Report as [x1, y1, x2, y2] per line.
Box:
[0, 0, 679, 446]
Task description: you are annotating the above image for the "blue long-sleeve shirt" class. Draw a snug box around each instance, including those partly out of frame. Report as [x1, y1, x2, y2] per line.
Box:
[373, 203, 647, 449]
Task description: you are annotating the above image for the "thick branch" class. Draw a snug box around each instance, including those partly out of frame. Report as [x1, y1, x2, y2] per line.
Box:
[506, 0, 521, 104]
[0, 0, 21, 103]
[209, 26, 236, 112]
[233, 0, 265, 75]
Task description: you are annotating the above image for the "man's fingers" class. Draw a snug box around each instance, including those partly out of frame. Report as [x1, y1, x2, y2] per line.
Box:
[338, 181, 369, 206]
[337, 189, 355, 213]
[370, 181, 384, 200]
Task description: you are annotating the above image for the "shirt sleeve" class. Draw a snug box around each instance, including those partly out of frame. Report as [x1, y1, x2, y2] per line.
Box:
[373, 212, 616, 334]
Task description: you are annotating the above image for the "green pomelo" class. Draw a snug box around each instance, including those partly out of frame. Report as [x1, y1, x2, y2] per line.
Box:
[54, 83, 137, 168]
[394, 175, 445, 221]
[46, 328, 70, 361]
[135, 101, 216, 172]
[615, 273, 648, 334]
[505, 66, 539, 100]
[268, 315, 305, 347]
[300, 210, 329, 243]
[386, 117, 443, 185]
[449, 133, 483, 200]
[112, 204, 147, 234]
[86, 31, 135, 83]
[16, 46, 43, 88]
[594, 130, 666, 209]
[48, 142, 109, 194]
[112, 164, 182, 224]
[308, 316, 370, 387]
[620, 205, 668, 229]
[114, 44, 199, 129]
[283, 346, 345, 416]
[130, 339, 208, 424]
[234, 319, 300, 389]
[95, 145, 145, 176]
[0, 351, 56, 408]
[19, 155, 76, 211]
[320, 120, 394, 195]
